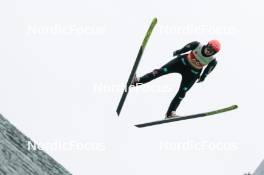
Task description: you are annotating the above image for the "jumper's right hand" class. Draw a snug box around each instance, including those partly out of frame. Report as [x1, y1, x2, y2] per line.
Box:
[173, 50, 180, 57]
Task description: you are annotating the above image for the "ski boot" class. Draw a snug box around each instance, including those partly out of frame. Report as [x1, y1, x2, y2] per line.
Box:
[165, 111, 181, 119]
[131, 74, 140, 86]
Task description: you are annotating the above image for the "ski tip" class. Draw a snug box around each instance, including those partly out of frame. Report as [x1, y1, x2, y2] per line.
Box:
[152, 17, 158, 24]
[231, 104, 239, 109]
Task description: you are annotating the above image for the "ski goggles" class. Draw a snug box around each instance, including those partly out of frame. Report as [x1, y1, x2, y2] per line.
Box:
[205, 45, 216, 54]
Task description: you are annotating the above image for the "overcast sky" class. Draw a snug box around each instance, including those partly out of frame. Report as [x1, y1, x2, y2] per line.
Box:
[0, 0, 264, 174]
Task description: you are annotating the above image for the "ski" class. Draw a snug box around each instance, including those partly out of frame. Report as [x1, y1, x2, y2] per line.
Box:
[135, 105, 238, 128]
[116, 18, 158, 116]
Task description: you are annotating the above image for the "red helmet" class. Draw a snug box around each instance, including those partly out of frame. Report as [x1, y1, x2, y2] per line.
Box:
[207, 40, 221, 52]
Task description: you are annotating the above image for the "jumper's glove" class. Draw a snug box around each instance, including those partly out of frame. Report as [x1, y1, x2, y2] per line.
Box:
[173, 50, 181, 57]
[197, 75, 206, 83]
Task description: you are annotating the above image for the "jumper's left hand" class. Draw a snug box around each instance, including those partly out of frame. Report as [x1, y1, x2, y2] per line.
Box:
[197, 77, 205, 83]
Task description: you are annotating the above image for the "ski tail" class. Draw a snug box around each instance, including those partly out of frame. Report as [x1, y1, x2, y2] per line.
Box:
[116, 18, 158, 116]
[135, 105, 238, 128]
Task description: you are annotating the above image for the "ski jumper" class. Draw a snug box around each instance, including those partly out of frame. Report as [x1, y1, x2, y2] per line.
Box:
[136, 41, 218, 114]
